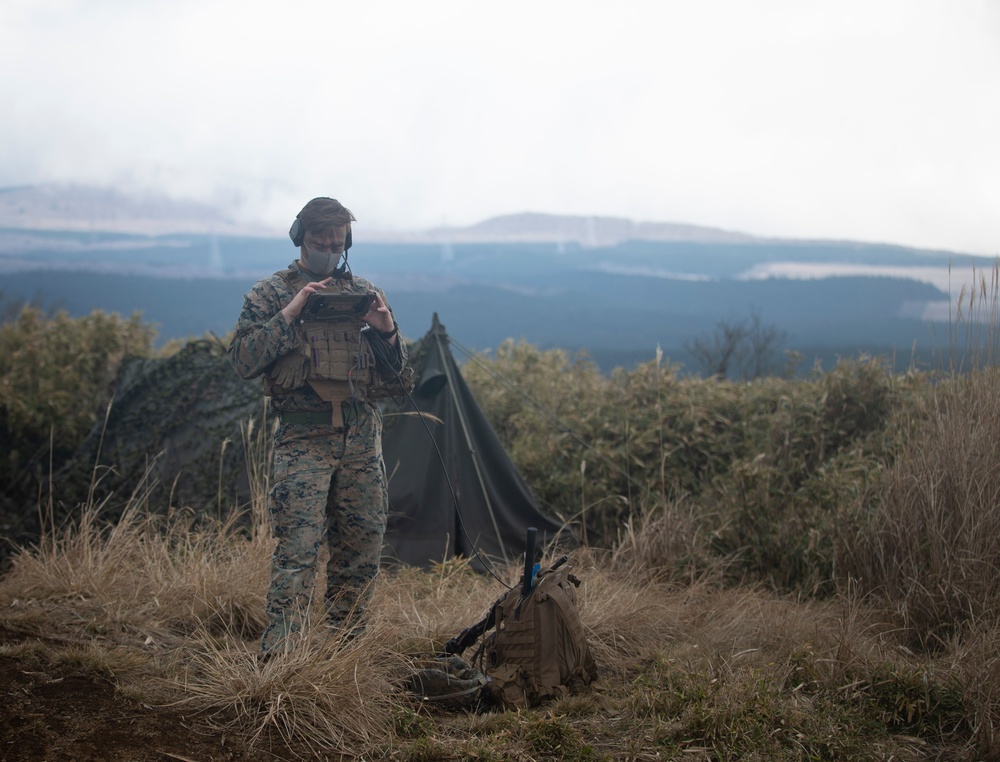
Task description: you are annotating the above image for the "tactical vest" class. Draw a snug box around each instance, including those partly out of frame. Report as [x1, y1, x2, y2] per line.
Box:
[264, 265, 377, 404]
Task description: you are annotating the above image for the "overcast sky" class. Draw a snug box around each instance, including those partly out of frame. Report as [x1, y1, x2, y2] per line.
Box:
[2, 0, 998, 253]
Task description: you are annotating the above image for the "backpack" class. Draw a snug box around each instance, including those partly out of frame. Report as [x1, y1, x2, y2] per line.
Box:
[458, 558, 598, 709]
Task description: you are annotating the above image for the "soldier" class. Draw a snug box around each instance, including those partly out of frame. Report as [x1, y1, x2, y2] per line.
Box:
[228, 197, 408, 656]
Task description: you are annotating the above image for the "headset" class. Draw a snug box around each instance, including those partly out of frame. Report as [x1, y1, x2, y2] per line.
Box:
[288, 216, 353, 252]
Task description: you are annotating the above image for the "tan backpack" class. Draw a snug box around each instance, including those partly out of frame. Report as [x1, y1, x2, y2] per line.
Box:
[470, 559, 598, 709]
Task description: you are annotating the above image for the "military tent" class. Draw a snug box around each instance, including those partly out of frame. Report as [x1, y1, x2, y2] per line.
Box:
[382, 314, 567, 569]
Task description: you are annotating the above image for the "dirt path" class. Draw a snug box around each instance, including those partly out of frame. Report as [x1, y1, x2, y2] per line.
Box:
[0, 626, 304, 762]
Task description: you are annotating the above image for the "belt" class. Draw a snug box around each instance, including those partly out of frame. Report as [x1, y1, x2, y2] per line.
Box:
[279, 402, 365, 427]
[279, 410, 335, 425]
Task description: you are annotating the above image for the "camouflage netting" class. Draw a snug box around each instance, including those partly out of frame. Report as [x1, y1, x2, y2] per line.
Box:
[57, 339, 267, 521]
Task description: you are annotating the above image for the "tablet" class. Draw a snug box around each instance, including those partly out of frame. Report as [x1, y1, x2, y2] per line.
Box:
[303, 291, 376, 319]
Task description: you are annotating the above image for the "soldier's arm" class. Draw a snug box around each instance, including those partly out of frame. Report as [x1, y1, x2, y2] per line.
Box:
[374, 286, 406, 372]
[227, 280, 300, 380]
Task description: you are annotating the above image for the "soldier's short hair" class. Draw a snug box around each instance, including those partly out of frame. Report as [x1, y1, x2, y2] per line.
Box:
[298, 197, 356, 235]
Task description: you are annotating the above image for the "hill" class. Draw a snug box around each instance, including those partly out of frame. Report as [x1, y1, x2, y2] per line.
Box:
[0, 183, 271, 237]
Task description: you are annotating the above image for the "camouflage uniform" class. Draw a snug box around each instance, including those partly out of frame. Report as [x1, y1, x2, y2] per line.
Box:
[228, 260, 405, 654]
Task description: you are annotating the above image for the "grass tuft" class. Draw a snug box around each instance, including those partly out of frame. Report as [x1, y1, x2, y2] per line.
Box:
[172, 623, 404, 755]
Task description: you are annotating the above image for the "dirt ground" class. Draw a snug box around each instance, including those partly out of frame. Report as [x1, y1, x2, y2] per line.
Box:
[0, 626, 313, 762]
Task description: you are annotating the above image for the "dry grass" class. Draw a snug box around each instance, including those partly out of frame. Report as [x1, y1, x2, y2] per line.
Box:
[0, 496, 987, 759]
[844, 368, 1000, 640]
[173, 621, 404, 756]
[5, 497, 270, 644]
[947, 620, 1000, 758]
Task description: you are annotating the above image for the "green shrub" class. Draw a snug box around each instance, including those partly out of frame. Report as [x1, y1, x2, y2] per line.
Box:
[0, 306, 155, 545]
[1, 306, 154, 442]
[464, 343, 926, 591]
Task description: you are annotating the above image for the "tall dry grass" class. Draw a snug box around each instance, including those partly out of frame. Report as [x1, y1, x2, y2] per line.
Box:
[843, 368, 1000, 642]
[0, 415, 409, 756]
[841, 263, 1000, 642]
[0, 478, 988, 759]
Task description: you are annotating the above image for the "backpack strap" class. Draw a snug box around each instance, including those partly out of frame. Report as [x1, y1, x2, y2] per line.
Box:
[537, 580, 598, 684]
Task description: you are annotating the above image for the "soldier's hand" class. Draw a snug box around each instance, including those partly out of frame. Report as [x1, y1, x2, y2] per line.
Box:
[281, 277, 333, 324]
[362, 293, 395, 334]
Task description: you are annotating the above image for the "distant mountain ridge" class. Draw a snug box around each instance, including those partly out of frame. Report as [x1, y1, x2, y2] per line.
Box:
[0, 184, 269, 237]
[0, 182, 977, 376]
[405, 212, 757, 246]
[0, 183, 754, 246]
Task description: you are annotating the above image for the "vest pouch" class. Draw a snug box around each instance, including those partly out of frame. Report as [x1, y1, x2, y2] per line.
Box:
[307, 379, 354, 405]
[302, 321, 373, 386]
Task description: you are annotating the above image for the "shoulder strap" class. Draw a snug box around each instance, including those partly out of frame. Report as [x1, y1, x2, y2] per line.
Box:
[539, 581, 597, 681]
[276, 263, 309, 294]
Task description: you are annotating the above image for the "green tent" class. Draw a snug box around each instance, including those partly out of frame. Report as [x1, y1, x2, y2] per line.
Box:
[382, 314, 567, 569]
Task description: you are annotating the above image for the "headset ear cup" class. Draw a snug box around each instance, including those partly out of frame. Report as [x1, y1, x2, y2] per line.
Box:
[289, 217, 305, 247]
[345, 227, 352, 252]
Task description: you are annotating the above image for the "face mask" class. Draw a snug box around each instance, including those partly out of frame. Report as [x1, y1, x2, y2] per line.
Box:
[303, 245, 341, 275]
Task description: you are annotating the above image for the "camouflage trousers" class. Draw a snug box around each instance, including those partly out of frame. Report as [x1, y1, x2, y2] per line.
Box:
[261, 404, 387, 655]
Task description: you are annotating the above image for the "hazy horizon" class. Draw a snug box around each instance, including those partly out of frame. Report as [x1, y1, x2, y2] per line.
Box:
[2, 1, 998, 255]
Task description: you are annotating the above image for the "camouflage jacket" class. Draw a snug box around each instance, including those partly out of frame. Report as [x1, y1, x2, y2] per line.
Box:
[227, 260, 406, 414]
